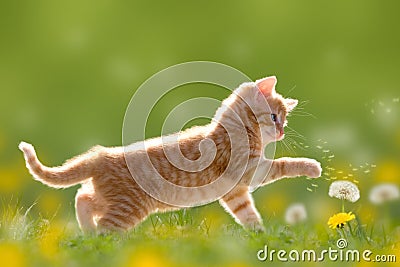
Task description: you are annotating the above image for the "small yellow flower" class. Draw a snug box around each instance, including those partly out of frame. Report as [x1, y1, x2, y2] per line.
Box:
[327, 212, 355, 229]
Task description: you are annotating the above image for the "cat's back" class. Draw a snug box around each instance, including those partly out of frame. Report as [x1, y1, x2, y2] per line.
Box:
[109, 124, 226, 185]
[116, 125, 209, 157]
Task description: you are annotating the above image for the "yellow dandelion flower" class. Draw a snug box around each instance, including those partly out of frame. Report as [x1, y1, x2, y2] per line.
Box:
[0, 243, 26, 267]
[327, 212, 355, 229]
[123, 247, 173, 267]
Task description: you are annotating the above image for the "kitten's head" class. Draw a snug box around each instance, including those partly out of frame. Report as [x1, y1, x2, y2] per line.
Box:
[238, 76, 298, 144]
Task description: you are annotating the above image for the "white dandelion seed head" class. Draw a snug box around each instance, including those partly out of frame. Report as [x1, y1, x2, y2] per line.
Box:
[285, 203, 307, 225]
[369, 183, 399, 205]
[328, 180, 360, 202]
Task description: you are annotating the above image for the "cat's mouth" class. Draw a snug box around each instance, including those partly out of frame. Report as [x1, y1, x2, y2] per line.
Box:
[266, 131, 285, 141]
[277, 133, 285, 141]
[274, 129, 285, 141]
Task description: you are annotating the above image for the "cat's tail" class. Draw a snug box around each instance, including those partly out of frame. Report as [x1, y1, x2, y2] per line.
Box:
[19, 141, 100, 188]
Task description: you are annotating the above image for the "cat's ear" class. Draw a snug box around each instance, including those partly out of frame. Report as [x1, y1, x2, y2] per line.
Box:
[255, 76, 277, 96]
[285, 98, 298, 112]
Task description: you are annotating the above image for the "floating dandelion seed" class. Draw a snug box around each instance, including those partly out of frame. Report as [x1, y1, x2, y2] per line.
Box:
[369, 183, 400, 205]
[328, 180, 360, 202]
[307, 187, 313, 192]
[327, 212, 355, 229]
[285, 203, 307, 225]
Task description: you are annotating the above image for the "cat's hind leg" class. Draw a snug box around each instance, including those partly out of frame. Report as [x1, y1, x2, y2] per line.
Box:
[75, 191, 97, 234]
[96, 195, 151, 233]
[219, 185, 264, 232]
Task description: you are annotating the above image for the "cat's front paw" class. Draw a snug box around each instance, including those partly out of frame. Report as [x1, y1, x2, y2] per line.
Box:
[303, 159, 322, 178]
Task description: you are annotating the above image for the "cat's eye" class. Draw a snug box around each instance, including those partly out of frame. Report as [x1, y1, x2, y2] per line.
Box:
[271, 114, 277, 122]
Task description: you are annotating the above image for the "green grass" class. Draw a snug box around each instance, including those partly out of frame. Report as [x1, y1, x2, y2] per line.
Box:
[0, 201, 399, 267]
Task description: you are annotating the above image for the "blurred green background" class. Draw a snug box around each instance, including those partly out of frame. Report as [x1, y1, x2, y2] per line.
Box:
[0, 0, 399, 233]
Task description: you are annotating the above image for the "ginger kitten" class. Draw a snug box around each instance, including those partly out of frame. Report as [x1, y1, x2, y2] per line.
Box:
[19, 76, 322, 233]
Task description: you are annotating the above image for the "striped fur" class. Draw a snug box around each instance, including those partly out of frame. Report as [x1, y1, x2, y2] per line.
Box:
[19, 76, 321, 233]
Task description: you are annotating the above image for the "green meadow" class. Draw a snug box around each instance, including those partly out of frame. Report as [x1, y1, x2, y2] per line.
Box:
[0, 1, 399, 266]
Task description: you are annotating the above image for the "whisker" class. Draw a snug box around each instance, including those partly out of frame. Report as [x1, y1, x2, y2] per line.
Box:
[284, 129, 306, 140]
[279, 139, 290, 155]
[297, 100, 310, 108]
[286, 126, 306, 140]
[290, 110, 317, 119]
[285, 133, 306, 141]
[285, 136, 307, 151]
[286, 140, 298, 155]
[287, 139, 303, 155]
[283, 84, 297, 98]
[287, 99, 316, 119]
[281, 138, 297, 155]
[277, 138, 289, 154]
[277, 141, 287, 155]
